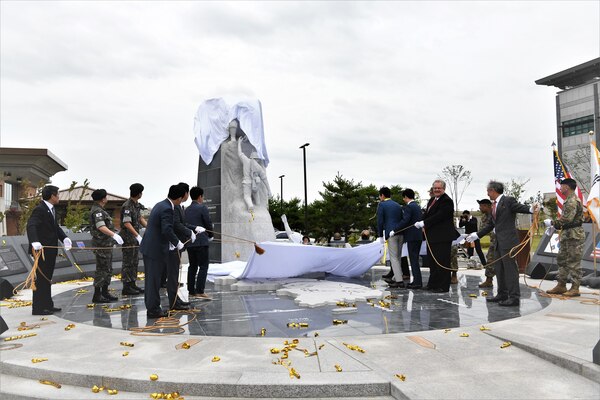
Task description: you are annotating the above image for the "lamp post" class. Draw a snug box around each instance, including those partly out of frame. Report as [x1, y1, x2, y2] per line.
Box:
[278, 174, 285, 215]
[299, 143, 310, 233]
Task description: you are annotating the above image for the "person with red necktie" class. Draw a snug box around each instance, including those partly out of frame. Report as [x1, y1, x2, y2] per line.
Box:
[466, 180, 538, 307]
[413, 180, 459, 293]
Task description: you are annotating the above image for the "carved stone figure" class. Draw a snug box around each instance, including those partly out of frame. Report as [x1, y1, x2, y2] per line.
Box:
[237, 135, 272, 212]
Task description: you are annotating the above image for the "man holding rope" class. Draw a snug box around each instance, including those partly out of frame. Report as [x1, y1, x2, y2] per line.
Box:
[26, 185, 72, 315]
[467, 180, 538, 307]
[414, 179, 459, 293]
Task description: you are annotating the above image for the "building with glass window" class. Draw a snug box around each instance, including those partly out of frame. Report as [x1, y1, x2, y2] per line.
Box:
[536, 57, 600, 199]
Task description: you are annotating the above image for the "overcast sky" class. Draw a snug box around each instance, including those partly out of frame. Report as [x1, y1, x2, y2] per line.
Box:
[1, 1, 599, 214]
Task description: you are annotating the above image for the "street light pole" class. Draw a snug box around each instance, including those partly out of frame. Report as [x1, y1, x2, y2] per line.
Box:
[299, 143, 310, 233]
[278, 174, 285, 215]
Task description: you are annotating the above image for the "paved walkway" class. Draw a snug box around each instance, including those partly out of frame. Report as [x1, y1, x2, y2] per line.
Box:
[1, 269, 599, 400]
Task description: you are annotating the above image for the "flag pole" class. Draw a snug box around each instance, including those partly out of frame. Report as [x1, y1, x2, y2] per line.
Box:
[590, 130, 598, 274]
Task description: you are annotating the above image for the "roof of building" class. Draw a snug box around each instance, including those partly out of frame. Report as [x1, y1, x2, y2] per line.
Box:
[535, 57, 600, 90]
[58, 186, 127, 203]
[0, 147, 68, 184]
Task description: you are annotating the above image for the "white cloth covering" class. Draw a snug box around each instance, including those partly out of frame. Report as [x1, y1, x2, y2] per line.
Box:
[238, 241, 384, 279]
[193, 97, 269, 166]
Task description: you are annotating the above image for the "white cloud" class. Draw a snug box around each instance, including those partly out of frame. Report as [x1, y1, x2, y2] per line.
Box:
[1, 1, 598, 214]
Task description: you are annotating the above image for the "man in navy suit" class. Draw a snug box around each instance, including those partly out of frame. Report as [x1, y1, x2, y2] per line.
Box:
[414, 180, 459, 293]
[140, 185, 185, 319]
[377, 186, 404, 288]
[26, 185, 72, 315]
[390, 189, 423, 288]
[185, 186, 212, 300]
[467, 180, 537, 306]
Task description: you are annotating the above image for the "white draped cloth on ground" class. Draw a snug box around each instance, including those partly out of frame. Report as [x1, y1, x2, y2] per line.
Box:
[234, 241, 384, 279]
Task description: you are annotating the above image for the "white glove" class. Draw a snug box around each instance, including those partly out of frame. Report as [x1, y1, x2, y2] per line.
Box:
[544, 219, 552, 228]
[195, 226, 206, 234]
[63, 237, 72, 251]
[176, 241, 184, 251]
[208, 237, 214, 242]
[112, 233, 124, 245]
[136, 234, 143, 245]
[32, 242, 43, 251]
[389, 230, 395, 237]
[466, 233, 479, 243]
[378, 237, 385, 244]
[169, 242, 175, 251]
[544, 226, 555, 236]
[414, 221, 425, 229]
[190, 231, 197, 243]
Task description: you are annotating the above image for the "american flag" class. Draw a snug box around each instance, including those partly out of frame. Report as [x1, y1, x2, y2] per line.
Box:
[553, 148, 583, 216]
[591, 240, 600, 258]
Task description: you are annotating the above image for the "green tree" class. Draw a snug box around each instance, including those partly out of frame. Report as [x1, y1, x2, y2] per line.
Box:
[503, 178, 530, 202]
[268, 196, 303, 232]
[63, 179, 91, 232]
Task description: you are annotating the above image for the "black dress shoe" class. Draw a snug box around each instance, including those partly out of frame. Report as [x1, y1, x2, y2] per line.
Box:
[176, 300, 190, 306]
[431, 288, 449, 293]
[383, 278, 396, 285]
[382, 271, 394, 279]
[51, 307, 62, 312]
[407, 283, 422, 289]
[32, 309, 53, 316]
[388, 281, 406, 289]
[170, 304, 190, 311]
[498, 298, 519, 307]
[147, 310, 168, 319]
[486, 295, 508, 303]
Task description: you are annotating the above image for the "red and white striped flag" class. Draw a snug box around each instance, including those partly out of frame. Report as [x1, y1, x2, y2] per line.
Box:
[553, 147, 583, 217]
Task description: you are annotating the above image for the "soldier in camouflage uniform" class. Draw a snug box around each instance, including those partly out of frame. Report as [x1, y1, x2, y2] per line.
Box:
[477, 199, 496, 288]
[545, 178, 585, 297]
[90, 189, 123, 303]
[119, 183, 147, 295]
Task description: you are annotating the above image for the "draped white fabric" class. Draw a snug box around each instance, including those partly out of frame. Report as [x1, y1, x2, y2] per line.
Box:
[238, 241, 384, 279]
[193, 97, 269, 166]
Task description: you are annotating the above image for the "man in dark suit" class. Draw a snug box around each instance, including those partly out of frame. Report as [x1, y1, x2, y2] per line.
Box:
[467, 180, 537, 307]
[414, 180, 458, 293]
[377, 186, 404, 288]
[140, 185, 185, 319]
[26, 185, 72, 315]
[390, 188, 423, 288]
[459, 210, 486, 265]
[185, 186, 212, 300]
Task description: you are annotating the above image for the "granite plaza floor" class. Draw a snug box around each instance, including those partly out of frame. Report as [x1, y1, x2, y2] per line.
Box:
[1, 265, 599, 400]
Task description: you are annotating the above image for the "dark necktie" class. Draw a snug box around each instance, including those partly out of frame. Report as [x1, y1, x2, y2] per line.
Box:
[427, 197, 437, 211]
[492, 200, 497, 220]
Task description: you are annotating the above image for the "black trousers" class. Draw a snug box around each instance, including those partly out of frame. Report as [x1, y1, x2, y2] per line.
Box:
[32, 253, 57, 312]
[406, 241, 422, 285]
[143, 255, 167, 315]
[187, 246, 209, 294]
[426, 241, 452, 291]
[467, 239, 487, 264]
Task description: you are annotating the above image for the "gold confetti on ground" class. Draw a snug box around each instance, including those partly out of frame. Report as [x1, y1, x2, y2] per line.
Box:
[459, 333, 469, 337]
[468, 294, 477, 298]
[335, 364, 342, 372]
[318, 344, 325, 350]
[501, 341, 512, 348]
[39, 380, 61, 388]
[107, 389, 118, 395]
[444, 329, 451, 333]
[120, 342, 134, 347]
[479, 325, 491, 331]
[31, 358, 48, 363]
[260, 328, 266, 336]
[64, 324, 76, 331]
[342, 342, 365, 353]
[395, 374, 406, 381]
[4, 333, 37, 341]
[211, 356, 220, 362]
[333, 319, 348, 325]
[481, 291, 488, 296]
[122, 351, 129, 357]
[91, 385, 103, 393]
[150, 374, 159, 381]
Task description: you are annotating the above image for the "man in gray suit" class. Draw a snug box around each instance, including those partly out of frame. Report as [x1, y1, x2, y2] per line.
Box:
[467, 181, 538, 306]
